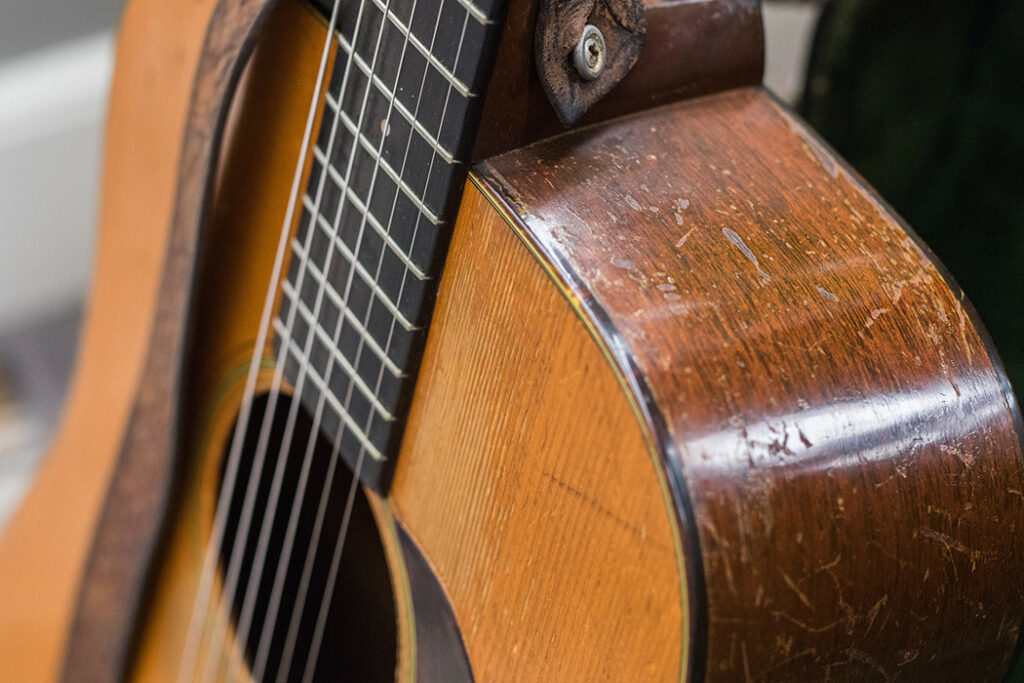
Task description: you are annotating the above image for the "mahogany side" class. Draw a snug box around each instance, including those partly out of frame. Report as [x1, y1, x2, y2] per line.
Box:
[477, 87, 1024, 681]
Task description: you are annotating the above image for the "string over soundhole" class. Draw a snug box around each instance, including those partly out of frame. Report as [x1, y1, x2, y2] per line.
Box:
[218, 394, 397, 682]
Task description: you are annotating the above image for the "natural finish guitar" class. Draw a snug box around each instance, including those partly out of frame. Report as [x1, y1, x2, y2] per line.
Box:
[1, 0, 1022, 680]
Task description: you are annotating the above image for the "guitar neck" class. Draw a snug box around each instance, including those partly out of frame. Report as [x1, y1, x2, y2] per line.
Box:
[276, 0, 507, 491]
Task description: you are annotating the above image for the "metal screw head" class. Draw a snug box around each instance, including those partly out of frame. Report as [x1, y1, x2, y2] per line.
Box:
[573, 24, 606, 81]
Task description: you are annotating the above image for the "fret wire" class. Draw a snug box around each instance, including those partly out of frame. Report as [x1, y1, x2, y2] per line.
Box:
[280, 280, 398, 421]
[358, 4, 475, 438]
[317, 104, 444, 226]
[334, 0, 474, 469]
[282, 257, 406, 378]
[331, 34, 458, 164]
[311, 144, 432, 277]
[456, 0, 494, 25]
[361, 0, 475, 98]
[271, 0, 508, 496]
[274, 318, 387, 461]
[297, 198, 419, 331]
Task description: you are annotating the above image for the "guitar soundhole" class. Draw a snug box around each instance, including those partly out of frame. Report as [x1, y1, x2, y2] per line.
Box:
[218, 393, 398, 682]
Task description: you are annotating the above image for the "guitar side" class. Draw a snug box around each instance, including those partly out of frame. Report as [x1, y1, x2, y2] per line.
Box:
[471, 88, 1024, 680]
[131, 84, 1024, 680]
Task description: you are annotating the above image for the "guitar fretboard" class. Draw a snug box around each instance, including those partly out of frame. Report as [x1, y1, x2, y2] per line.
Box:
[274, 0, 504, 491]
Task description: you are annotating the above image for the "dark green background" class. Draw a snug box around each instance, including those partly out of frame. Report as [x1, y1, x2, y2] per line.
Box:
[802, 0, 1024, 398]
[800, 1, 1024, 678]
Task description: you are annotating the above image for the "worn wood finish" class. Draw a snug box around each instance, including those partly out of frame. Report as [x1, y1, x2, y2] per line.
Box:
[14, 0, 1021, 680]
[388, 183, 686, 681]
[473, 0, 763, 159]
[477, 86, 1024, 681]
[61, 0, 281, 679]
[19, 0, 716, 671]
[0, 0, 220, 679]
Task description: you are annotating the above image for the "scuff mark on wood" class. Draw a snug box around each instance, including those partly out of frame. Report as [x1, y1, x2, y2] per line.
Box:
[675, 227, 695, 248]
[722, 227, 771, 281]
[816, 285, 838, 302]
[864, 308, 889, 328]
[781, 571, 815, 611]
[610, 256, 635, 269]
[940, 444, 975, 470]
[846, 647, 894, 682]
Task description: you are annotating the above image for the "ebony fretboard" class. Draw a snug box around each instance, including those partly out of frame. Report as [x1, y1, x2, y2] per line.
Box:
[274, 0, 505, 491]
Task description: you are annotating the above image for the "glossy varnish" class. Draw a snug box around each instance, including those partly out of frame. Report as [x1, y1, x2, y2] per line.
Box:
[3, 0, 1022, 679]
[478, 87, 1024, 680]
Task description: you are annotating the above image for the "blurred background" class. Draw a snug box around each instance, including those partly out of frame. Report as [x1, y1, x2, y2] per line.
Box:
[0, 0, 1021, 541]
[0, 0, 123, 529]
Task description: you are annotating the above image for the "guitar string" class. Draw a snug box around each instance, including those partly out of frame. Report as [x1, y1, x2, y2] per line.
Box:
[221, 0, 396, 669]
[174, 0, 346, 680]
[243, 0, 428, 678]
[182, 0, 476, 678]
[198, 0, 395, 677]
[198, 1, 369, 666]
[225, 5, 424, 681]
[271, 2, 461, 679]
[194, 0, 382, 677]
[299, 11, 473, 683]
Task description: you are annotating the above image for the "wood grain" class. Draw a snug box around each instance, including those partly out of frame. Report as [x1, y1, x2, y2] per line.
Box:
[388, 184, 687, 682]
[478, 87, 1024, 681]
[131, 142, 686, 681]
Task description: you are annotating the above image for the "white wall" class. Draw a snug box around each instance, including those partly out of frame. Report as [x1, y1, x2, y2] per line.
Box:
[763, 1, 825, 104]
[0, 33, 115, 329]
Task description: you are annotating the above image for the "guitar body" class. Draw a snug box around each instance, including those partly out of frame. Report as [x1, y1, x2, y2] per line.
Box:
[2, 0, 1023, 681]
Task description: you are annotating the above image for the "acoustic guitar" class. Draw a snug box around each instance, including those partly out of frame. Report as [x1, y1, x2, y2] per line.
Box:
[1, 0, 1022, 680]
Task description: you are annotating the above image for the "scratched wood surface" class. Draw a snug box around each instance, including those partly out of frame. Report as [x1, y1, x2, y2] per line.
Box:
[478, 87, 1024, 681]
